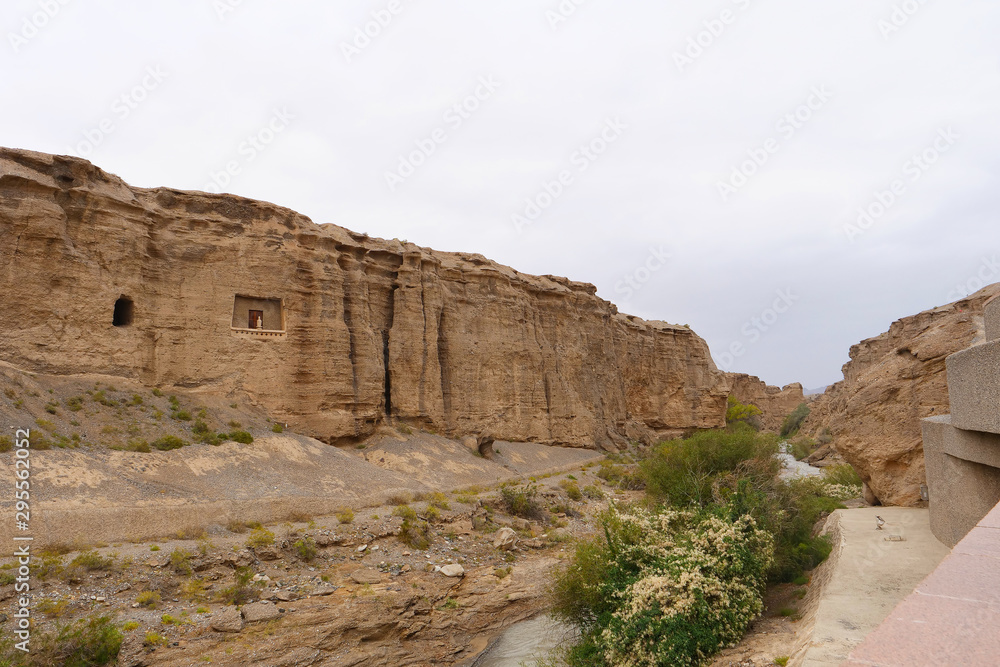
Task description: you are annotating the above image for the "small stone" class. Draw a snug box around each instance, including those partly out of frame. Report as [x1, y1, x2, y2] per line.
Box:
[210, 606, 244, 633]
[357, 544, 368, 552]
[242, 601, 281, 623]
[350, 569, 381, 585]
[493, 527, 517, 550]
[439, 564, 465, 578]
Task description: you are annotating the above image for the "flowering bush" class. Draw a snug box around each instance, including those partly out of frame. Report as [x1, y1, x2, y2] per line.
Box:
[555, 507, 773, 667]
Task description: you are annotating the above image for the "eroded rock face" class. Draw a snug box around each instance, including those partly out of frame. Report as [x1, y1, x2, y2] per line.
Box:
[724, 374, 805, 431]
[804, 284, 1000, 506]
[0, 148, 729, 448]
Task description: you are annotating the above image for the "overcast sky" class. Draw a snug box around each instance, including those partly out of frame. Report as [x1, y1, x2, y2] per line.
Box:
[3, 0, 998, 390]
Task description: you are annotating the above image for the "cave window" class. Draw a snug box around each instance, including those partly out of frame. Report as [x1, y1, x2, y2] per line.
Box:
[232, 296, 285, 332]
[112, 297, 134, 327]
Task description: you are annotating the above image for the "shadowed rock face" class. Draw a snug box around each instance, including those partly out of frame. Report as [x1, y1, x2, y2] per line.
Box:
[804, 283, 1000, 507]
[0, 148, 731, 448]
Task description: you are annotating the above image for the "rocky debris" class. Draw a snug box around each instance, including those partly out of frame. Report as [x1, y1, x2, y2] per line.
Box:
[493, 527, 518, 550]
[210, 606, 244, 633]
[254, 547, 280, 561]
[805, 284, 1000, 506]
[438, 564, 465, 578]
[311, 583, 338, 596]
[116, 633, 150, 666]
[222, 551, 254, 568]
[242, 601, 282, 623]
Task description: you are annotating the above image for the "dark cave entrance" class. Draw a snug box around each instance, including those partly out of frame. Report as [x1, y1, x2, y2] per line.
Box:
[112, 296, 134, 327]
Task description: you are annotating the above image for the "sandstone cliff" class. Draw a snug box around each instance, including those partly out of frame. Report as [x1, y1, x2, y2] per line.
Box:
[725, 375, 805, 432]
[804, 284, 1000, 506]
[0, 148, 733, 449]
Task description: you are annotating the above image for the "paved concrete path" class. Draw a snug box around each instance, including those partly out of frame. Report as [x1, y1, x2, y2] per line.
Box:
[797, 508, 950, 666]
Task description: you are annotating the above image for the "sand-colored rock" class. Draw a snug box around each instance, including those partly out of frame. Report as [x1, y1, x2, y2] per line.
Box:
[210, 607, 244, 633]
[0, 148, 728, 449]
[724, 374, 805, 431]
[804, 284, 1000, 506]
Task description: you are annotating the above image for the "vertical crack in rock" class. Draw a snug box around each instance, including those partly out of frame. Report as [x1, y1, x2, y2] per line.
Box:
[337, 253, 360, 404]
[438, 309, 452, 429]
[382, 278, 399, 423]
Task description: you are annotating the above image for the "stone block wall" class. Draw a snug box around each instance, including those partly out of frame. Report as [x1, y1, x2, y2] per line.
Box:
[923, 296, 1000, 546]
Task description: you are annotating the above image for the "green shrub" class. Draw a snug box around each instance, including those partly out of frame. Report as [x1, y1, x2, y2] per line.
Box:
[789, 438, 818, 461]
[823, 464, 863, 488]
[553, 506, 773, 667]
[116, 439, 151, 453]
[581, 484, 604, 500]
[500, 483, 545, 520]
[726, 395, 763, 429]
[151, 435, 188, 451]
[13, 614, 123, 666]
[69, 551, 113, 572]
[560, 480, 583, 501]
[427, 492, 450, 510]
[172, 410, 192, 421]
[641, 425, 780, 508]
[135, 591, 160, 608]
[65, 396, 84, 411]
[92, 390, 118, 407]
[246, 527, 275, 549]
[218, 567, 261, 605]
[781, 403, 811, 438]
[293, 537, 317, 562]
[152, 388, 164, 397]
[336, 508, 354, 524]
[271, 423, 284, 433]
[169, 549, 192, 575]
[399, 517, 432, 550]
[0, 435, 12, 453]
[393, 505, 418, 521]
[228, 430, 253, 444]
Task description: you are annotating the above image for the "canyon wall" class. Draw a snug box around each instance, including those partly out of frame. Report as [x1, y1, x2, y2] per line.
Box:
[804, 284, 1000, 506]
[0, 148, 731, 449]
[725, 375, 805, 432]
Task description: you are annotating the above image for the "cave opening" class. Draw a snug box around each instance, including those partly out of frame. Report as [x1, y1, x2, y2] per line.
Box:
[112, 296, 134, 327]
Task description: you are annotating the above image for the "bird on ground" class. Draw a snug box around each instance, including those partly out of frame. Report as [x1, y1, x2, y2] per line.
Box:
[876, 516, 886, 530]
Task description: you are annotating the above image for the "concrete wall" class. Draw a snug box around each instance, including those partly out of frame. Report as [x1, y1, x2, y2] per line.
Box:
[923, 416, 1000, 546]
[923, 296, 1000, 546]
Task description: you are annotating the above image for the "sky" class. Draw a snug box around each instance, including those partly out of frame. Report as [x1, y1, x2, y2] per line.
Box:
[2, 0, 998, 390]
